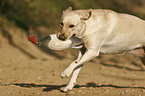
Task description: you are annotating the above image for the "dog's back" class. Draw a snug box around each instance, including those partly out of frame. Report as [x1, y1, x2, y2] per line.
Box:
[73, 9, 145, 54]
[103, 10, 145, 53]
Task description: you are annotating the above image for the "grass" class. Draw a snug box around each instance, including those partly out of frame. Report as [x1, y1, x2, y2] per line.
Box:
[0, 0, 145, 34]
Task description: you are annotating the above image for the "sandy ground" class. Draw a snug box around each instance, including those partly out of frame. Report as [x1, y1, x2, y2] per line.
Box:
[0, 28, 145, 96]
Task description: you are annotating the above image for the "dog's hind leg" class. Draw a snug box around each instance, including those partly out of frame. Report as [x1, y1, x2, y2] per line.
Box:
[63, 65, 83, 92]
[139, 47, 145, 66]
[129, 47, 145, 70]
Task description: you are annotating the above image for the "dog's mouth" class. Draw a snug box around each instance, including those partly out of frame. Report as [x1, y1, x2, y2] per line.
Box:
[58, 33, 76, 41]
[57, 33, 83, 48]
[72, 34, 76, 37]
[58, 33, 66, 41]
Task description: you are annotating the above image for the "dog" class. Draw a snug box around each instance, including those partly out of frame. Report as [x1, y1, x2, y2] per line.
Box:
[58, 7, 145, 92]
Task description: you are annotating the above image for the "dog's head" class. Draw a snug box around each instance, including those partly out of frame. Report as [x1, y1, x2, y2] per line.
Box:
[58, 7, 92, 41]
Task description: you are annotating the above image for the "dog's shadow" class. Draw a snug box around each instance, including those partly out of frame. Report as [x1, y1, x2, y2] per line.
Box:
[10, 82, 145, 92]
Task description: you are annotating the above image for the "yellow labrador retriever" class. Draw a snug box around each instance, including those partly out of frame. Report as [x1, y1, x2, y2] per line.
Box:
[58, 7, 145, 92]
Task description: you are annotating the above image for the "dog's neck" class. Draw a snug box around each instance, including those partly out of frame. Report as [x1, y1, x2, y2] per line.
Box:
[75, 21, 87, 38]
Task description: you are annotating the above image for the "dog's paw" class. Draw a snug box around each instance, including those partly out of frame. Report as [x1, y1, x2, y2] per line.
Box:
[60, 64, 76, 78]
[63, 84, 74, 92]
[60, 69, 72, 78]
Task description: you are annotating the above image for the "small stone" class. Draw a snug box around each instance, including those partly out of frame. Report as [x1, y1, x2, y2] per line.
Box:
[37, 76, 42, 80]
[8, 92, 13, 95]
[19, 91, 22, 94]
[104, 89, 109, 93]
[131, 89, 134, 90]
[38, 93, 41, 95]
[125, 90, 129, 93]
[138, 94, 142, 96]
[131, 93, 134, 96]
[119, 92, 125, 95]
[68, 91, 75, 94]
[76, 90, 85, 94]
[141, 90, 145, 93]
[38, 88, 41, 90]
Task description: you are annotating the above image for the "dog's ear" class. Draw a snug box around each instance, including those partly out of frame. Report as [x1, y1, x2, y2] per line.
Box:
[63, 6, 72, 13]
[80, 9, 92, 20]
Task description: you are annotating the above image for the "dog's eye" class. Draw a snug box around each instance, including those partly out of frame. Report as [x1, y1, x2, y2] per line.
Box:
[60, 23, 64, 27]
[69, 25, 75, 28]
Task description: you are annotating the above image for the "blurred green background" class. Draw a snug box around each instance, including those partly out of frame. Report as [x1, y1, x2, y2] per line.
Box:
[0, 0, 145, 60]
[0, 0, 145, 38]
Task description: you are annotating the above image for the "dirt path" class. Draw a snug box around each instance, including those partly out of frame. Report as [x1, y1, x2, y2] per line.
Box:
[0, 29, 145, 96]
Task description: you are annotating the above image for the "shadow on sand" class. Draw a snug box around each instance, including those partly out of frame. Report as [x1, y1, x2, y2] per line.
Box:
[3, 82, 144, 92]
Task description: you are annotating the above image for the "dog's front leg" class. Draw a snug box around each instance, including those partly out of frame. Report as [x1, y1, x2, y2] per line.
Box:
[60, 49, 98, 78]
[60, 47, 86, 78]
[60, 61, 78, 78]
[62, 48, 98, 92]
[76, 49, 99, 68]
[63, 65, 83, 92]
[62, 47, 86, 92]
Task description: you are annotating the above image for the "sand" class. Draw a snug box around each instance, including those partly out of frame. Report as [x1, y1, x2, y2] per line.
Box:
[0, 27, 145, 96]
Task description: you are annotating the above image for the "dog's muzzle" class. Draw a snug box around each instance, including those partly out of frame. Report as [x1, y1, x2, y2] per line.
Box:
[58, 33, 67, 41]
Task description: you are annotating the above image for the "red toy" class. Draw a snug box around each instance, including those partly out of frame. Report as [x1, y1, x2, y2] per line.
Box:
[28, 35, 38, 44]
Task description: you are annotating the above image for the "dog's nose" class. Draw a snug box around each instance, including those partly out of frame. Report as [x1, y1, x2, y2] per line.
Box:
[58, 33, 66, 41]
